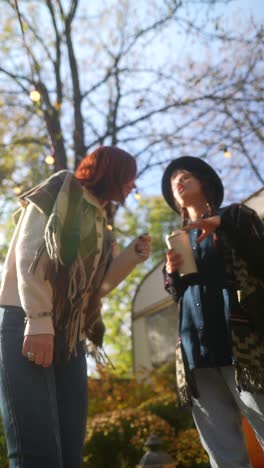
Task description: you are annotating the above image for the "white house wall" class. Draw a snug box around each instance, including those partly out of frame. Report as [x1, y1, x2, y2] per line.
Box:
[133, 262, 168, 316]
[244, 188, 264, 218]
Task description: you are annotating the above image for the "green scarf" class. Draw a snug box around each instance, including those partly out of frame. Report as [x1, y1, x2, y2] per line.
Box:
[19, 170, 112, 359]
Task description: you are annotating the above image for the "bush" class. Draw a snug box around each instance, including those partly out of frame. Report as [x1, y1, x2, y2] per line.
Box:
[88, 361, 178, 418]
[0, 417, 8, 467]
[88, 367, 156, 417]
[86, 364, 209, 468]
[139, 392, 194, 433]
[173, 428, 210, 467]
[83, 408, 177, 468]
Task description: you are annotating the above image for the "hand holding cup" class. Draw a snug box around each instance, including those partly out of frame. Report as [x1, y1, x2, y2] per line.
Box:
[166, 249, 184, 274]
[165, 230, 197, 276]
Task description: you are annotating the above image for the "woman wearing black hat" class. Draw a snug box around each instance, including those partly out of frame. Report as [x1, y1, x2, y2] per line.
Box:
[162, 156, 264, 467]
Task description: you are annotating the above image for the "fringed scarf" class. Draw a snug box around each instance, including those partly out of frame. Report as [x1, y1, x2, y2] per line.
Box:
[19, 170, 112, 360]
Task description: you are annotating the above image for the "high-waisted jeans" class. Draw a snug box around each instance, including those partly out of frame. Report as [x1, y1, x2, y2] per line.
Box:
[0, 306, 88, 468]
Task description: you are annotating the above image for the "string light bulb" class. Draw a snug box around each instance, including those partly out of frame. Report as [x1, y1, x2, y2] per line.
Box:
[13, 184, 22, 195]
[45, 154, 55, 165]
[106, 224, 113, 231]
[29, 89, 41, 102]
[134, 190, 141, 200]
[54, 101, 61, 111]
[224, 147, 232, 158]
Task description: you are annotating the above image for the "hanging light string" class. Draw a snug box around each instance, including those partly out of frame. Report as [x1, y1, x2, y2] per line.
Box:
[224, 146, 232, 158]
[134, 191, 141, 200]
[14, 0, 56, 167]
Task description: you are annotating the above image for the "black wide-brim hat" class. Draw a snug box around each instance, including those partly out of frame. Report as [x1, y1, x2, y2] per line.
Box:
[161, 156, 224, 213]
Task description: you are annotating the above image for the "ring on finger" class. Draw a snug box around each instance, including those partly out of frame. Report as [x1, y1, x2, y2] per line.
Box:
[27, 351, 35, 362]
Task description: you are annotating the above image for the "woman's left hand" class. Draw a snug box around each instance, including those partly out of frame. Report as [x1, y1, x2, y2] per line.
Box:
[184, 216, 221, 243]
[22, 334, 54, 368]
[134, 233, 151, 262]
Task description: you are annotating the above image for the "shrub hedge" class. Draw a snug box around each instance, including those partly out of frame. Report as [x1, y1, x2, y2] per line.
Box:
[83, 408, 177, 468]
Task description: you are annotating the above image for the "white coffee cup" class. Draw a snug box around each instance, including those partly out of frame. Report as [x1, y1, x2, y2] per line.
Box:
[166, 230, 197, 276]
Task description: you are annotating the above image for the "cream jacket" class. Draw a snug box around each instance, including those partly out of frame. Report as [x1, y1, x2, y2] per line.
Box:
[0, 189, 144, 339]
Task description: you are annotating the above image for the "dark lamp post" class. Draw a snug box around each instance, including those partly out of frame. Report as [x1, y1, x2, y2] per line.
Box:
[137, 433, 177, 468]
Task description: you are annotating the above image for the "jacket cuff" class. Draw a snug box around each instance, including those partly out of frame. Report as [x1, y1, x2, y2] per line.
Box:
[24, 315, 55, 336]
[99, 239, 142, 296]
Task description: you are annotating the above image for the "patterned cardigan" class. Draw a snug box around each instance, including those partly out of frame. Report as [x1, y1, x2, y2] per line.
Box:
[165, 203, 264, 405]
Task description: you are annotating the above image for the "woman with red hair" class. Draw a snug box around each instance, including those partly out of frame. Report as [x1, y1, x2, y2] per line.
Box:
[0, 146, 150, 468]
[75, 145, 137, 204]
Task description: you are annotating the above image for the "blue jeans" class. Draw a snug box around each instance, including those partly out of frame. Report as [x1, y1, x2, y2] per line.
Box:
[192, 366, 264, 467]
[0, 306, 88, 468]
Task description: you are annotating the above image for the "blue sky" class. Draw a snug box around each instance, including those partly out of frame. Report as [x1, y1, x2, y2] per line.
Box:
[133, 0, 264, 205]
[225, 0, 263, 17]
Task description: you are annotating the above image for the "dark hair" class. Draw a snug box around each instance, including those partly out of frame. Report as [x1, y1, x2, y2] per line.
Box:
[75, 146, 137, 203]
[174, 170, 217, 226]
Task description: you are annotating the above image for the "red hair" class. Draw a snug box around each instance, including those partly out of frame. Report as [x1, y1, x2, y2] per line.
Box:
[74, 146, 137, 203]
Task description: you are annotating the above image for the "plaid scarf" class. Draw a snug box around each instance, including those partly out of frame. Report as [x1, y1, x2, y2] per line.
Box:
[175, 233, 264, 406]
[19, 170, 112, 360]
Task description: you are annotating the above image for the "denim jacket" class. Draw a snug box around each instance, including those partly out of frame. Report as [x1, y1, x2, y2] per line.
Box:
[164, 203, 264, 403]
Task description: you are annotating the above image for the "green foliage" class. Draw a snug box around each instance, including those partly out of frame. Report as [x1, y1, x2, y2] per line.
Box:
[0, 214, 16, 267]
[86, 364, 209, 468]
[102, 266, 145, 375]
[0, 417, 8, 467]
[116, 196, 180, 264]
[0, 105, 54, 267]
[88, 362, 187, 428]
[139, 393, 194, 433]
[173, 429, 210, 467]
[0, 140, 52, 200]
[102, 196, 179, 374]
[139, 196, 180, 264]
[84, 408, 177, 468]
[88, 366, 158, 417]
[0, 143, 52, 271]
